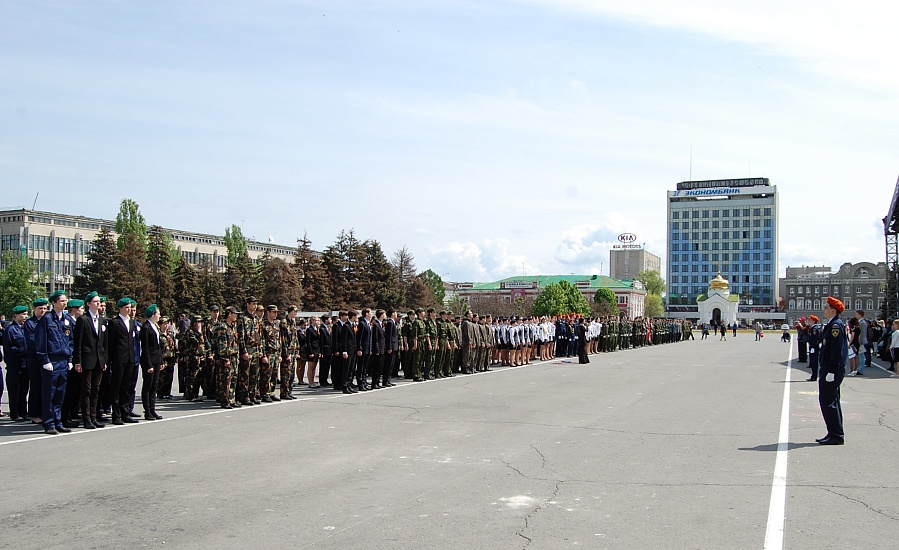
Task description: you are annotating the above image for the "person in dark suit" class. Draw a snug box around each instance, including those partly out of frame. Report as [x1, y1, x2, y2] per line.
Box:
[355, 308, 373, 391]
[817, 297, 848, 445]
[304, 316, 322, 388]
[139, 304, 164, 420]
[107, 298, 138, 424]
[73, 291, 108, 429]
[318, 315, 332, 388]
[576, 318, 589, 364]
[334, 311, 357, 393]
[370, 310, 386, 389]
[383, 309, 398, 387]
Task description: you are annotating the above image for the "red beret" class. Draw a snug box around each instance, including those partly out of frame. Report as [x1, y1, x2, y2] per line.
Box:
[799, 317, 807, 322]
[809, 315, 820, 323]
[826, 296, 844, 314]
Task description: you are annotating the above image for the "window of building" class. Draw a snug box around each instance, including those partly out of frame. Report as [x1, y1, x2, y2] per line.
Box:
[813, 299, 820, 310]
[763, 253, 771, 260]
[732, 209, 740, 217]
[702, 221, 709, 229]
[672, 211, 679, 219]
[712, 221, 719, 228]
[692, 211, 699, 218]
[789, 299, 795, 309]
[867, 285, 872, 293]
[867, 299, 874, 310]
[692, 233, 699, 241]
[712, 231, 719, 239]
[712, 210, 719, 217]
[701, 243, 709, 250]
[764, 218, 772, 227]
[856, 286, 861, 293]
[702, 210, 709, 218]
[753, 208, 761, 216]
[722, 242, 729, 250]
[753, 253, 761, 260]
[692, 265, 699, 272]
[722, 220, 730, 228]
[722, 209, 729, 217]
[855, 299, 862, 310]
[742, 220, 750, 228]
[789, 287, 795, 296]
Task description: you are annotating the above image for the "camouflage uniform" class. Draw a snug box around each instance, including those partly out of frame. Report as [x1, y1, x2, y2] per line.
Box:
[203, 315, 220, 400]
[158, 329, 178, 398]
[180, 326, 209, 401]
[212, 320, 239, 406]
[412, 316, 427, 380]
[281, 317, 298, 396]
[423, 315, 438, 378]
[401, 318, 414, 379]
[237, 311, 261, 404]
[259, 316, 281, 400]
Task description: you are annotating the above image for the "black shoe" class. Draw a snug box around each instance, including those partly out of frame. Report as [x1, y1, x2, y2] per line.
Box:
[342, 388, 353, 394]
[253, 399, 262, 404]
[261, 396, 272, 403]
[348, 386, 358, 393]
[358, 386, 369, 391]
[856, 372, 864, 376]
[807, 377, 817, 382]
[815, 435, 830, 442]
[232, 402, 242, 408]
[818, 436, 844, 445]
[56, 426, 72, 433]
[128, 412, 140, 418]
[123, 417, 139, 424]
[153, 413, 163, 420]
[112, 418, 125, 425]
[92, 419, 106, 428]
[63, 419, 80, 429]
[44, 427, 58, 435]
[271, 395, 281, 402]
[83, 420, 96, 429]
[240, 400, 254, 406]
[221, 403, 233, 409]
[371, 384, 381, 389]
[144, 414, 157, 421]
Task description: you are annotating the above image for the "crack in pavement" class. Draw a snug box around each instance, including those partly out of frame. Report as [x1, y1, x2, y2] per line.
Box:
[878, 409, 899, 433]
[517, 479, 562, 549]
[820, 487, 899, 521]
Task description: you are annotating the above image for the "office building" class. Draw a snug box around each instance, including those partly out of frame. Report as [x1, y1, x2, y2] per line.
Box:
[610, 248, 661, 281]
[780, 262, 886, 323]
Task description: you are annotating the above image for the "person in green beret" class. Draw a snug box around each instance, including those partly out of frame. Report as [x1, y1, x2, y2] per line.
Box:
[25, 298, 49, 424]
[139, 304, 164, 420]
[60, 299, 85, 428]
[73, 291, 108, 429]
[108, 297, 139, 424]
[2, 305, 30, 421]
[34, 290, 75, 434]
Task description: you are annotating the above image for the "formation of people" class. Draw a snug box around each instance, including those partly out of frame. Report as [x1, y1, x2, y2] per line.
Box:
[0, 291, 691, 435]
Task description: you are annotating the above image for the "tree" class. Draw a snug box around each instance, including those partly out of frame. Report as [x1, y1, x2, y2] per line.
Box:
[73, 226, 119, 300]
[260, 257, 302, 310]
[222, 224, 259, 305]
[637, 269, 666, 297]
[321, 230, 366, 310]
[146, 225, 177, 317]
[446, 294, 469, 316]
[0, 251, 48, 315]
[109, 233, 155, 310]
[532, 281, 591, 317]
[294, 233, 331, 311]
[592, 288, 619, 317]
[172, 256, 205, 315]
[420, 269, 445, 306]
[364, 240, 402, 309]
[391, 246, 416, 308]
[224, 224, 250, 268]
[644, 293, 664, 317]
[197, 257, 225, 310]
[115, 198, 148, 250]
[407, 274, 437, 308]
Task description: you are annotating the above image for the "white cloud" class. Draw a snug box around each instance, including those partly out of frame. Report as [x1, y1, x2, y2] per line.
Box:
[426, 239, 540, 281]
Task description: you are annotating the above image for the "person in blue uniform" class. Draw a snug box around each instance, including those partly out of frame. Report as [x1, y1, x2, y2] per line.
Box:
[25, 298, 49, 424]
[34, 290, 76, 435]
[817, 297, 848, 445]
[806, 315, 822, 382]
[3, 305, 30, 421]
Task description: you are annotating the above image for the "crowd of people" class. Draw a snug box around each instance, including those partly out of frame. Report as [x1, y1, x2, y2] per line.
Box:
[0, 291, 692, 435]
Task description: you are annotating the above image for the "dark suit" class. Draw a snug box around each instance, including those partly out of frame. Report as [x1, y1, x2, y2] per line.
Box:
[384, 318, 399, 383]
[334, 321, 357, 391]
[140, 322, 163, 417]
[73, 312, 107, 422]
[107, 315, 136, 421]
[371, 319, 385, 387]
[318, 323, 332, 386]
[355, 318, 372, 389]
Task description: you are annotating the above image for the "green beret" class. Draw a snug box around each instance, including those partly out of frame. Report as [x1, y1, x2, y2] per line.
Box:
[128, 298, 138, 306]
[84, 291, 99, 303]
[12, 305, 29, 315]
[145, 303, 158, 317]
[67, 299, 84, 308]
[49, 290, 66, 302]
[32, 298, 49, 307]
[100, 296, 107, 303]
[116, 297, 132, 308]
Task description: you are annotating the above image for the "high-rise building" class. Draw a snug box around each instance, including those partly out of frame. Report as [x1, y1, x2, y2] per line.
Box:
[610, 248, 661, 281]
[666, 178, 779, 310]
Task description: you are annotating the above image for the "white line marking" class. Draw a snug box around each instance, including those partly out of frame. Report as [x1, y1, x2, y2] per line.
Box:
[764, 344, 793, 550]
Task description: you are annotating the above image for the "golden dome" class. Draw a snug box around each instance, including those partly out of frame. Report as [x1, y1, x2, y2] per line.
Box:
[709, 272, 729, 291]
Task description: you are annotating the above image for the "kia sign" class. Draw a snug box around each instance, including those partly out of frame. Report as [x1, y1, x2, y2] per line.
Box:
[618, 233, 637, 244]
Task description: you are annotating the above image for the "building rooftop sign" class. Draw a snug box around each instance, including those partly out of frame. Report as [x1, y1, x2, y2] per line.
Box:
[676, 178, 770, 191]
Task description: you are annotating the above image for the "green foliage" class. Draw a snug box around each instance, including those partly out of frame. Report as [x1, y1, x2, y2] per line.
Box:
[146, 225, 177, 317]
[594, 288, 617, 308]
[172, 256, 205, 315]
[294, 233, 331, 311]
[420, 269, 445, 305]
[224, 224, 249, 267]
[532, 280, 591, 317]
[109, 233, 156, 311]
[365, 240, 402, 309]
[637, 269, 666, 296]
[446, 294, 469, 316]
[0, 251, 47, 315]
[197, 257, 225, 311]
[321, 229, 366, 310]
[260, 257, 302, 310]
[644, 293, 664, 317]
[391, 246, 416, 308]
[115, 198, 147, 250]
[72, 227, 118, 300]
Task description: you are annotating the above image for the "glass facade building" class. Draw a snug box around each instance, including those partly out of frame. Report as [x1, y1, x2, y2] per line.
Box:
[666, 178, 779, 307]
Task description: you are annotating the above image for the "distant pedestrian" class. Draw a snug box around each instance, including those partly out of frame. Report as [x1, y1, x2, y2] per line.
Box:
[719, 324, 727, 341]
[732, 322, 737, 337]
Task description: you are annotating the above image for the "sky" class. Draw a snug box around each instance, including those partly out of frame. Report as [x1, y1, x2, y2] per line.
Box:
[2, 1, 897, 283]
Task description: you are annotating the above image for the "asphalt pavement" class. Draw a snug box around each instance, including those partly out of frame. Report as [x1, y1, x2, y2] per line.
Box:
[2, 333, 897, 549]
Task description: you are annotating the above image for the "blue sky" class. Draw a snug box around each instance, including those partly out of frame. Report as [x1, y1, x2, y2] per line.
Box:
[2, 1, 896, 283]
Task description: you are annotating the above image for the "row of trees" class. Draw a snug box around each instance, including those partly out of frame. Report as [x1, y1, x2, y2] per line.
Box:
[64, 200, 447, 316]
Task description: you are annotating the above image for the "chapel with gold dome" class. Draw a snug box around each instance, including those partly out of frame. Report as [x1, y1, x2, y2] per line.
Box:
[697, 272, 739, 326]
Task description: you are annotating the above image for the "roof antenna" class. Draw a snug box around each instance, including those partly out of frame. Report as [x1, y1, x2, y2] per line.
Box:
[689, 144, 692, 180]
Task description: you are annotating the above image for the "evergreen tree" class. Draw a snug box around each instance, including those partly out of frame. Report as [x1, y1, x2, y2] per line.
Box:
[109, 233, 156, 310]
[294, 233, 331, 311]
[407, 274, 436, 308]
[197, 257, 225, 311]
[419, 269, 445, 305]
[172, 256, 205, 315]
[364, 239, 402, 309]
[391, 246, 417, 308]
[115, 198, 148, 250]
[146, 225, 177, 317]
[0, 251, 48, 314]
[73, 226, 118, 299]
[261, 257, 303, 309]
[321, 230, 365, 310]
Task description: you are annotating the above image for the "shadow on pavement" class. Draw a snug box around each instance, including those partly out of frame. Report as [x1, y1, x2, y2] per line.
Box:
[739, 442, 821, 452]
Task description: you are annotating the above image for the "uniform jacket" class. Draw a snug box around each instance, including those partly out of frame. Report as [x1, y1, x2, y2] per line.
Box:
[2, 321, 27, 369]
[34, 310, 75, 364]
[372, 319, 385, 355]
[140, 321, 163, 370]
[820, 316, 848, 375]
[335, 321, 357, 355]
[73, 312, 107, 370]
[305, 325, 321, 357]
[319, 323, 332, 355]
[108, 315, 137, 367]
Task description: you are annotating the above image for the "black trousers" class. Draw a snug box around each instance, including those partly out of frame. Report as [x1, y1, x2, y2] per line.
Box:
[356, 353, 370, 387]
[61, 367, 81, 421]
[383, 351, 396, 383]
[141, 365, 160, 415]
[110, 362, 136, 421]
[319, 353, 331, 385]
[5, 365, 29, 419]
[818, 370, 844, 438]
[80, 367, 104, 421]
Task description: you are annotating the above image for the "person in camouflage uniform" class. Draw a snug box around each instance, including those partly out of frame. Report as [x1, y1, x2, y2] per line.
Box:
[423, 308, 439, 379]
[281, 306, 300, 395]
[202, 306, 220, 401]
[181, 316, 209, 402]
[440, 311, 457, 377]
[401, 312, 415, 379]
[157, 317, 178, 400]
[236, 297, 261, 406]
[259, 304, 283, 402]
[411, 309, 426, 381]
[213, 307, 240, 409]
